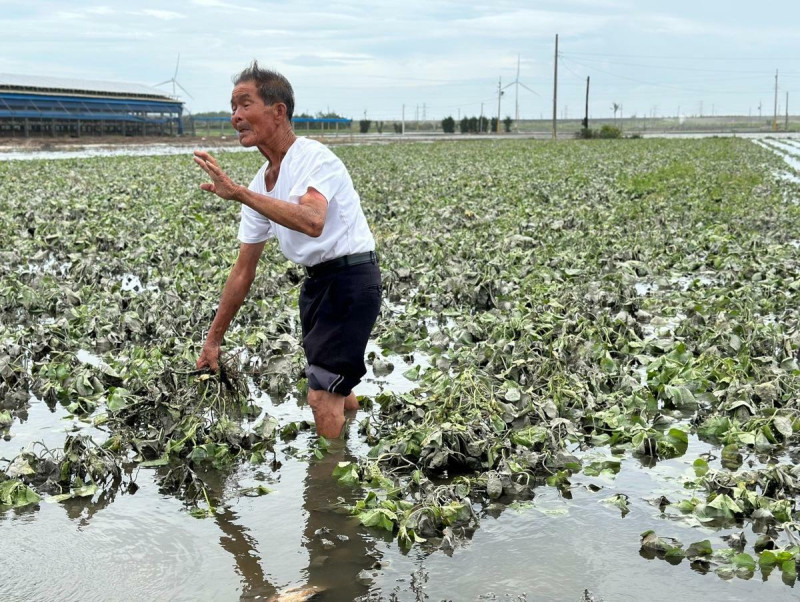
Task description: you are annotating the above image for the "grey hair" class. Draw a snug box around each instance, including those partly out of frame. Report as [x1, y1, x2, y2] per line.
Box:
[233, 60, 295, 120]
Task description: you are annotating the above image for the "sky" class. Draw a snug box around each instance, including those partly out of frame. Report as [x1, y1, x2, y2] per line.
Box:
[1, 0, 798, 122]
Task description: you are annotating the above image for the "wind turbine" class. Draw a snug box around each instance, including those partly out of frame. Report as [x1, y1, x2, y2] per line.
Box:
[504, 54, 539, 127]
[155, 54, 193, 100]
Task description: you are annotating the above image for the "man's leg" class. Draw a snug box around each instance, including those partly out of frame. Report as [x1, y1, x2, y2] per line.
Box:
[307, 388, 346, 438]
[343, 392, 358, 411]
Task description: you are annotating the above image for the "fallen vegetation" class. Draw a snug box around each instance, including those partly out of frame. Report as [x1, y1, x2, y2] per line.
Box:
[1, 137, 799, 588]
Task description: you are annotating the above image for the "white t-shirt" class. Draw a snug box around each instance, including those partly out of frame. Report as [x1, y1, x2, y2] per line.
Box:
[237, 137, 375, 267]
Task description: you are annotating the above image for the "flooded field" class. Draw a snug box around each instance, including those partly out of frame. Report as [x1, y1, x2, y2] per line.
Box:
[2, 137, 800, 601]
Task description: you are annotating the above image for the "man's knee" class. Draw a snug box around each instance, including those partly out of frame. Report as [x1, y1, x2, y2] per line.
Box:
[306, 364, 355, 397]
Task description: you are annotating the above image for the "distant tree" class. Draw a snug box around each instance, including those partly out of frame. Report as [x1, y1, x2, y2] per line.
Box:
[441, 116, 456, 133]
[598, 125, 622, 139]
[467, 117, 478, 133]
[393, 122, 402, 134]
[611, 103, 621, 125]
[491, 117, 499, 133]
[359, 119, 371, 134]
[376, 121, 384, 134]
[503, 116, 513, 133]
[459, 117, 469, 134]
[479, 116, 489, 133]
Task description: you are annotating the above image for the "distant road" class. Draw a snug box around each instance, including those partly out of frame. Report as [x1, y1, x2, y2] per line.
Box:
[1, 130, 797, 161]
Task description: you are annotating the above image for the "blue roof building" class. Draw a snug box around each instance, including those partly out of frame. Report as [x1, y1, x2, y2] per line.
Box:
[0, 74, 184, 138]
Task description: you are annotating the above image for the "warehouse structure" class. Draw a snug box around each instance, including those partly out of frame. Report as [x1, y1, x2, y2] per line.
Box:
[0, 74, 184, 138]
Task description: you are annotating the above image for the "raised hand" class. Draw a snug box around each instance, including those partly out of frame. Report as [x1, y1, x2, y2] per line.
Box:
[193, 150, 242, 200]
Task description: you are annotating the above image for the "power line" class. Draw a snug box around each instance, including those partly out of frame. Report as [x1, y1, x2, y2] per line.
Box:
[560, 53, 768, 75]
[561, 51, 800, 62]
[560, 56, 779, 96]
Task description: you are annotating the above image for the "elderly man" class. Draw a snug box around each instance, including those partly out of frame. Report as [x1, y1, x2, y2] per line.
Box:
[194, 62, 381, 438]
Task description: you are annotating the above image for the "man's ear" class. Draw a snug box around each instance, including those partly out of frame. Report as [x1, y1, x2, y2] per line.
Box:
[272, 102, 288, 122]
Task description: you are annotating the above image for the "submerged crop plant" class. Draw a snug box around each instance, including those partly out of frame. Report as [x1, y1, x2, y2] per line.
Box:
[1, 137, 799, 591]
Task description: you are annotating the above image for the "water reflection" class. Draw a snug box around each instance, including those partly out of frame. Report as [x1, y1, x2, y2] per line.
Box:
[214, 505, 277, 600]
[301, 441, 380, 601]
[205, 436, 380, 601]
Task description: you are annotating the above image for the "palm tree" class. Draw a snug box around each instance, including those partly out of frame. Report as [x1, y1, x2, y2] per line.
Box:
[611, 103, 620, 125]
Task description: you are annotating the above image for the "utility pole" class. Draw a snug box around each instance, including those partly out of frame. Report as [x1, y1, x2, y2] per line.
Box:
[552, 33, 558, 140]
[497, 76, 502, 133]
[582, 76, 590, 130]
[773, 69, 779, 132]
[515, 54, 520, 125]
[786, 91, 790, 131]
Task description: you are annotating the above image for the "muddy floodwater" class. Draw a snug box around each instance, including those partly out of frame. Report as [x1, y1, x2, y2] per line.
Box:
[3, 137, 800, 602]
[2, 348, 797, 602]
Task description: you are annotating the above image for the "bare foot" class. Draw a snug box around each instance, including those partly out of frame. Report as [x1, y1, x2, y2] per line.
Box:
[267, 585, 321, 601]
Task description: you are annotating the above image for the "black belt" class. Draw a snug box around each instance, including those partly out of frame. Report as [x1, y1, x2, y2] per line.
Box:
[305, 251, 377, 278]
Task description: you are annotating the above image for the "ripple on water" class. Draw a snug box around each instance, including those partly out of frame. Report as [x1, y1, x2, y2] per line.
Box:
[2, 484, 237, 602]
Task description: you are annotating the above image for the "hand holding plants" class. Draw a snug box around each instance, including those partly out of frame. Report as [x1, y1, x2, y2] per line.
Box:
[196, 340, 221, 371]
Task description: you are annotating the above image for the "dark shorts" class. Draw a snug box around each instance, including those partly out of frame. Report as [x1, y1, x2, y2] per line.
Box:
[299, 259, 381, 396]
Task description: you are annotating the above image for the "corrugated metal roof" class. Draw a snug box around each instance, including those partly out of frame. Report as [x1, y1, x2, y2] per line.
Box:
[0, 73, 175, 100]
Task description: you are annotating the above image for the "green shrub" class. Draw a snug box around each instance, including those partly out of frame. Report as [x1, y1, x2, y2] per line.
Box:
[359, 119, 371, 134]
[597, 125, 622, 139]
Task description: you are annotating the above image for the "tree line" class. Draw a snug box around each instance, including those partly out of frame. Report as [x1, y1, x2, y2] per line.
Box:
[441, 115, 513, 133]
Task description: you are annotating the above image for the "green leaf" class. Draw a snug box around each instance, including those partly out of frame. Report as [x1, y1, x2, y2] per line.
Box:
[705, 493, 742, 518]
[664, 385, 696, 408]
[693, 458, 709, 477]
[402, 365, 420, 381]
[601, 494, 630, 516]
[332, 461, 361, 486]
[48, 483, 98, 503]
[240, 485, 273, 497]
[358, 508, 397, 532]
[732, 553, 756, 570]
[107, 387, 133, 412]
[139, 455, 170, 467]
[686, 540, 713, 558]
[583, 459, 621, 477]
[759, 550, 778, 568]
[254, 416, 279, 440]
[0, 479, 41, 508]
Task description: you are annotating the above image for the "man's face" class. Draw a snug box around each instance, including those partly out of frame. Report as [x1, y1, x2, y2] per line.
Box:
[230, 81, 278, 146]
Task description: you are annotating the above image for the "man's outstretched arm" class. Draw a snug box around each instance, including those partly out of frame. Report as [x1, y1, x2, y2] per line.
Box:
[197, 241, 266, 371]
[194, 150, 327, 237]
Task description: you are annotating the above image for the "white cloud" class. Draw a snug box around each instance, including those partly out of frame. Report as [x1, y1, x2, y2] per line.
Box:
[239, 28, 294, 37]
[628, 13, 712, 36]
[189, 0, 258, 12]
[85, 6, 115, 15]
[140, 9, 184, 21]
[447, 9, 612, 38]
[2, 0, 797, 117]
